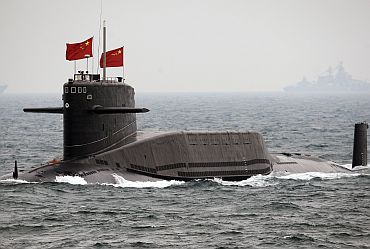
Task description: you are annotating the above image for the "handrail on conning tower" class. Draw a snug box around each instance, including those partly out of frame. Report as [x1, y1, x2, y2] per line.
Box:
[69, 71, 123, 84]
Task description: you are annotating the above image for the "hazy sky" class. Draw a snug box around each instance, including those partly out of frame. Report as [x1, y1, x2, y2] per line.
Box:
[1, 0, 370, 93]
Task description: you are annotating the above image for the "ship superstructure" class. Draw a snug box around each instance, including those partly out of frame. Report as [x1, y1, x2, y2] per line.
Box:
[284, 63, 370, 92]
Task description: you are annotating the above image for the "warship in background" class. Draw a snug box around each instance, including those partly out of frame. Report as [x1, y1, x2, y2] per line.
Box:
[284, 63, 370, 93]
[0, 85, 7, 94]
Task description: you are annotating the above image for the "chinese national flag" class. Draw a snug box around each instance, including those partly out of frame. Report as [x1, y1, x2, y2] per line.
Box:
[100, 47, 124, 68]
[66, 37, 93, 61]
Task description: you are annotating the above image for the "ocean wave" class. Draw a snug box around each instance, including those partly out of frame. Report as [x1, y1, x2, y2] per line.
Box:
[0, 179, 37, 184]
[55, 175, 87, 185]
[211, 174, 277, 187]
[349, 165, 370, 171]
[211, 170, 364, 188]
[275, 171, 361, 181]
[108, 173, 185, 188]
[338, 163, 370, 171]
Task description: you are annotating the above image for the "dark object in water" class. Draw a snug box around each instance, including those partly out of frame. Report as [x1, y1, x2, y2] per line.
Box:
[12, 160, 18, 179]
[352, 122, 368, 168]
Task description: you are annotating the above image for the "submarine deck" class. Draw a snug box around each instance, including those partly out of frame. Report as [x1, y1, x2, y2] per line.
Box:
[271, 153, 351, 173]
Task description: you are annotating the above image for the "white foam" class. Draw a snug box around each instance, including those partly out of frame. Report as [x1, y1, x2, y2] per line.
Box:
[0, 179, 36, 184]
[351, 165, 370, 171]
[109, 173, 185, 188]
[275, 171, 360, 181]
[212, 174, 277, 187]
[338, 163, 370, 171]
[55, 175, 87, 185]
[343, 163, 370, 172]
[340, 163, 353, 170]
[211, 170, 365, 187]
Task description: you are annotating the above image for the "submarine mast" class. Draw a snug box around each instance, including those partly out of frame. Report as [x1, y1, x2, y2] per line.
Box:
[103, 20, 107, 81]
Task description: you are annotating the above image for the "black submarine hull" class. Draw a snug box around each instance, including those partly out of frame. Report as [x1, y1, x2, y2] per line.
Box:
[2, 131, 352, 184]
[5, 131, 274, 183]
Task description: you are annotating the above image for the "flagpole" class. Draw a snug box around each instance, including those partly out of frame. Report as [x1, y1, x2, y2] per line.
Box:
[92, 43, 94, 75]
[103, 20, 107, 81]
[85, 55, 89, 73]
[122, 46, 125, 83]
[74, 61, 76, 75]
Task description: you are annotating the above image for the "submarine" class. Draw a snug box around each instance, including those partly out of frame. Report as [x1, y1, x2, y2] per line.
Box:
[1, 28, 368, 184]
[2, 77, 368, 183]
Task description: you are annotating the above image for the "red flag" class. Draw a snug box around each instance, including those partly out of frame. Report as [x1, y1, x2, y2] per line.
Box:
[66, 37, 93, 61]
[100, 47, 124, 68]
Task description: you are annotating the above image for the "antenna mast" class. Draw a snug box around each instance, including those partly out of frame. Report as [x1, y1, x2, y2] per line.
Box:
[103, 20, 107, 81]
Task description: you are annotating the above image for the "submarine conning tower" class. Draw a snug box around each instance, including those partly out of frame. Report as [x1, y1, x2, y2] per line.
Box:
[63, 73, 135, 160]
[24, 71, 149, 161]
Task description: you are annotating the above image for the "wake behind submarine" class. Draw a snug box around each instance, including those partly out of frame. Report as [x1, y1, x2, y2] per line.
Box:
[2, 30, 369, 184]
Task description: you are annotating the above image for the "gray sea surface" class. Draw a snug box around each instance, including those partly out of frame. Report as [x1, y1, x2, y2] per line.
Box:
[0, 92, 369, 248]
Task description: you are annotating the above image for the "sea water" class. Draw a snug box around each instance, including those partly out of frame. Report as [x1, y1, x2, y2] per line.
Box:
[0, 93, 369, 248]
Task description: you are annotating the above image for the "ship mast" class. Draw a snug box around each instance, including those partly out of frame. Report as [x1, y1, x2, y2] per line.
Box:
[103, 20, 107, 81]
